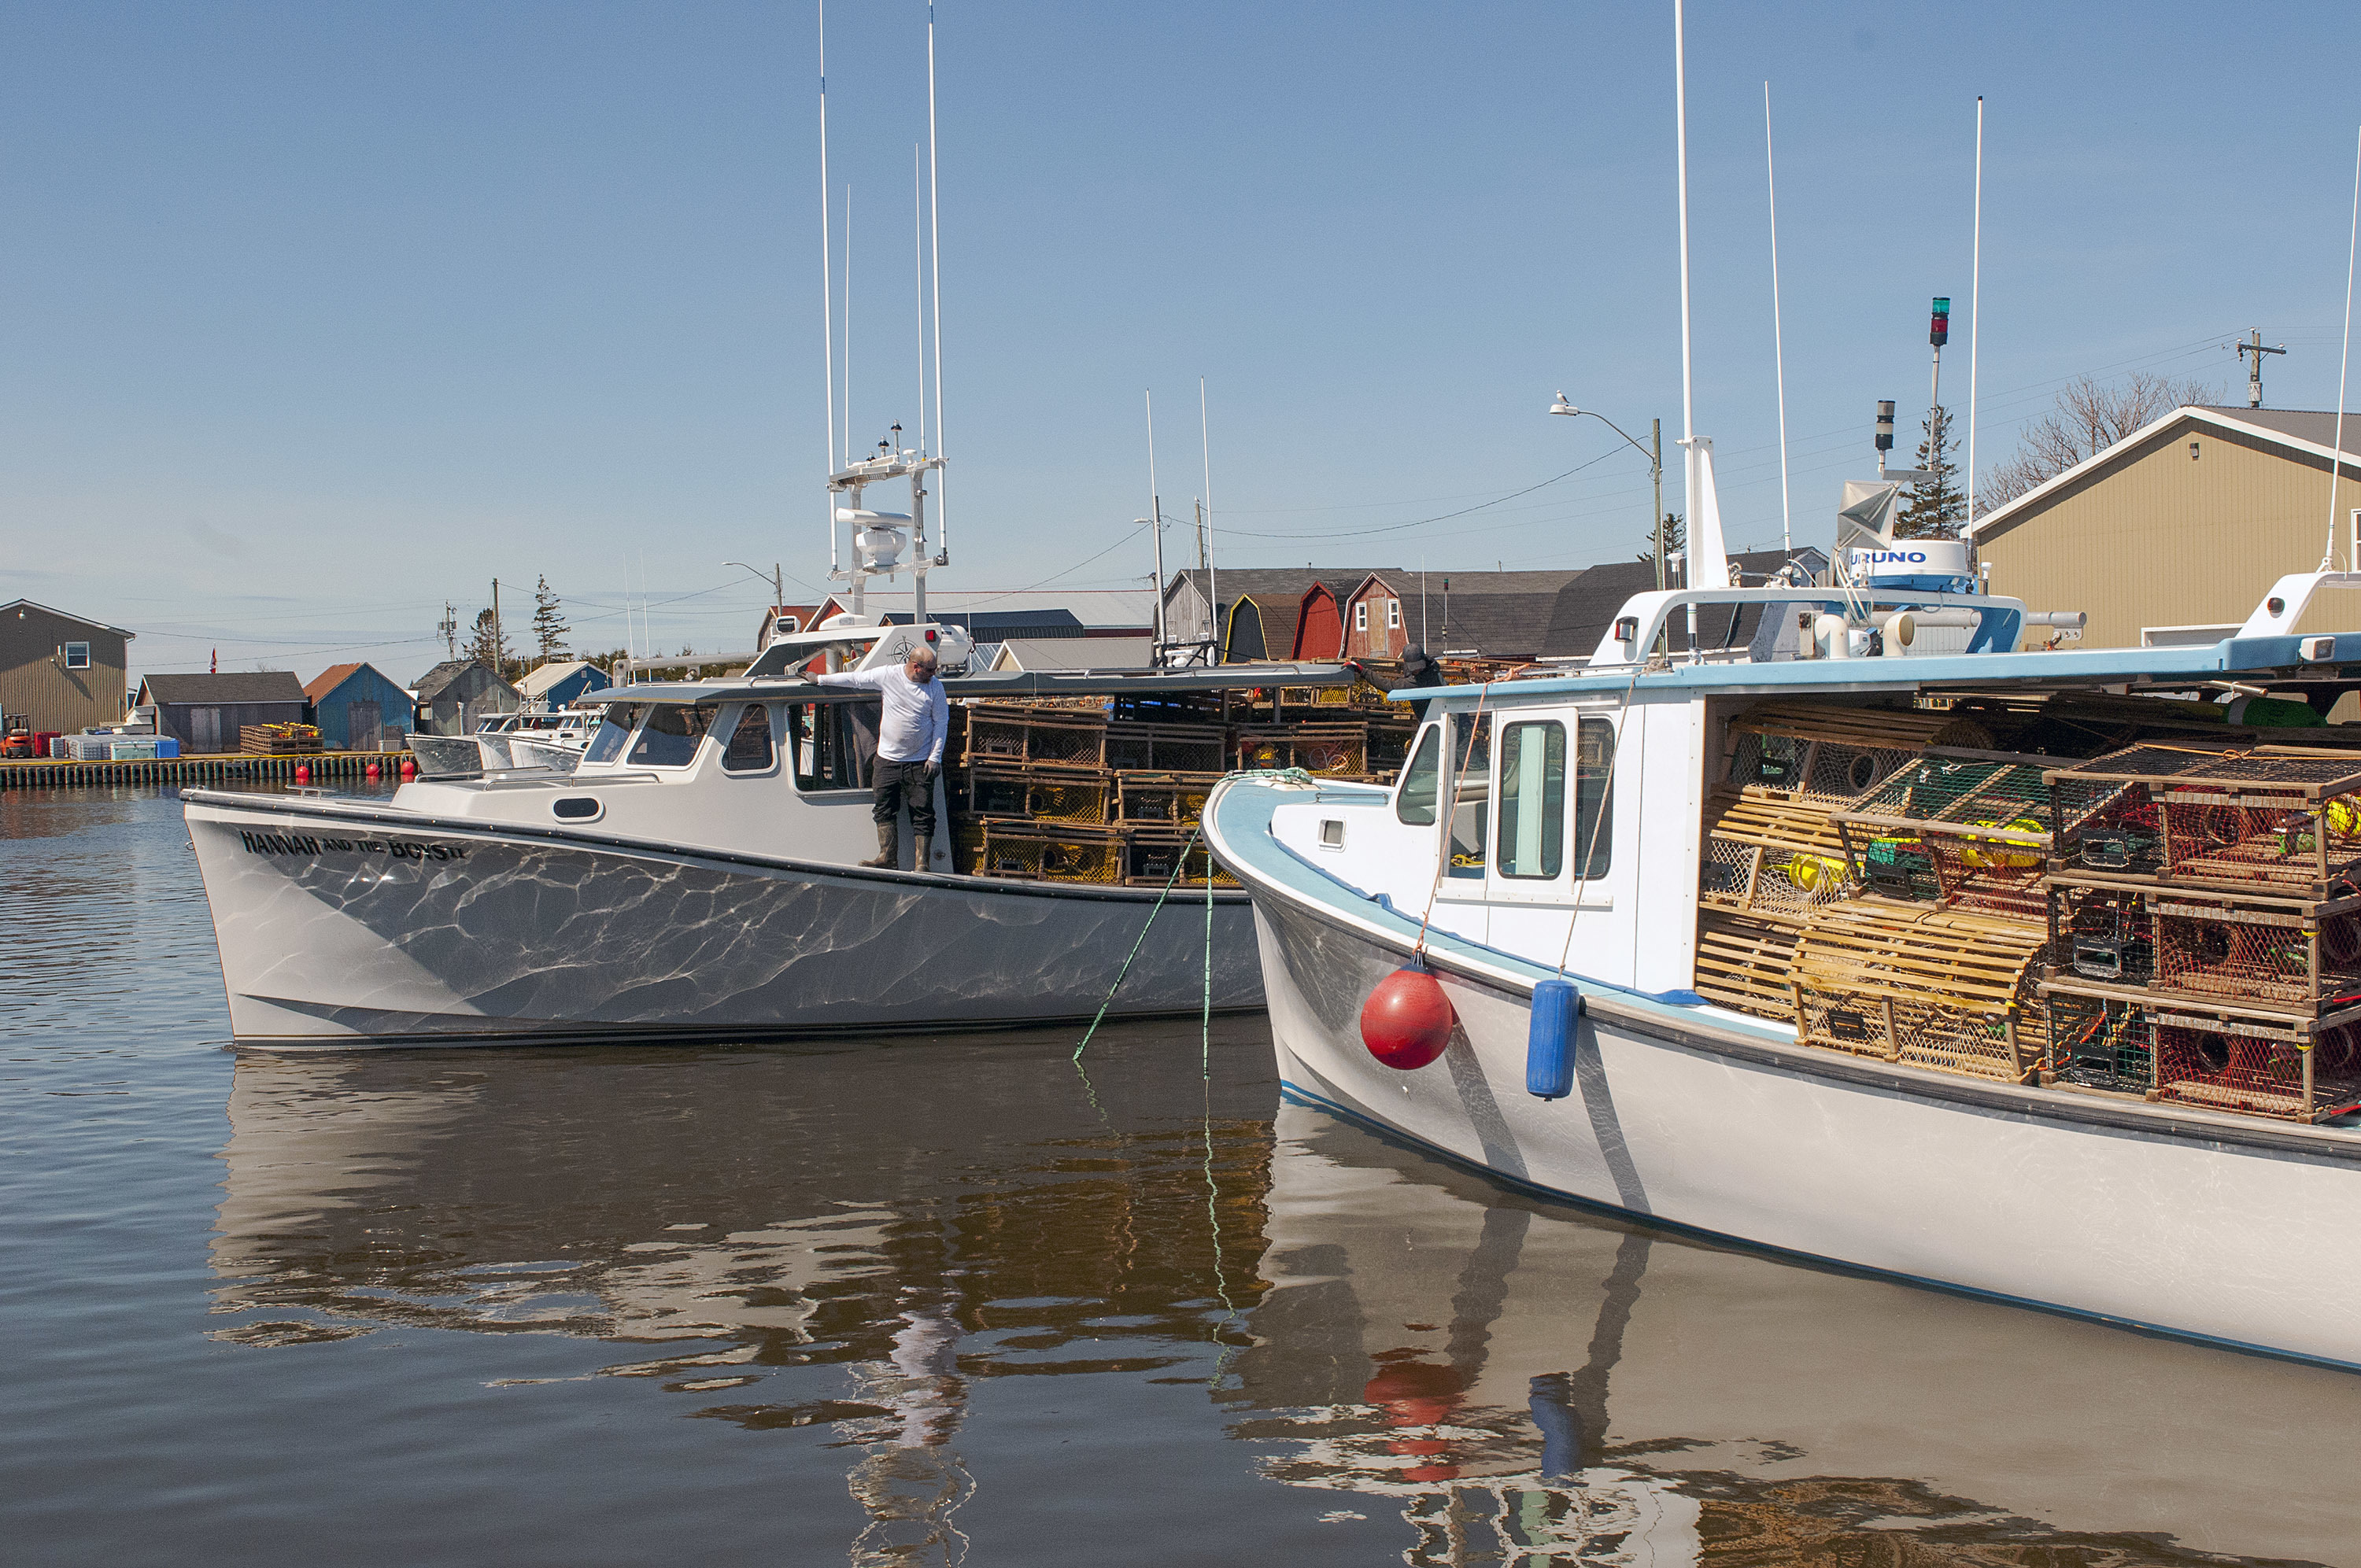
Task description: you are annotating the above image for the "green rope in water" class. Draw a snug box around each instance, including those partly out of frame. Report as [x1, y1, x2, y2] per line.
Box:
[1071, 765, 1325, 1067]
[1073, 821, 1203, 1063]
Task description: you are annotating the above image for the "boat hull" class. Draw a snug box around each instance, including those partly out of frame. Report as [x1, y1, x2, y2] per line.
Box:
[1243, 887, 2361, 1370]
[186, 791, 1260, 1047]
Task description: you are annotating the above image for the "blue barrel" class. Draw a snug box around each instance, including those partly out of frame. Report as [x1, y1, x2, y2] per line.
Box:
[1527, 977, 1580, 1099]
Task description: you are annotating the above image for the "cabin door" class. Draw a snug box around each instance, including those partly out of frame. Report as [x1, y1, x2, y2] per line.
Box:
[1482, 712, 1620, 972]
[348, 700, 381, 752]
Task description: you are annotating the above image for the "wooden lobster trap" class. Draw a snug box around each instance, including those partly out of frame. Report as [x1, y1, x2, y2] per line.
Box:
[1104, 721, 1228, 774]
[1693, 908, 1805, 1021]
[958, 821, 1125, 884]
[2045, 746, 2361, 895]
[1113, 771, 1221, 829]
[1831, 755, 2055, 921]
[960, 703, 1109, 773]
[962, 763, 1113, 825]
[2148, 884, 2361, 1008]
[1698, 789, 1855, 917]
[1724, 700, 1983, 805]
[1790, 902, 2049, 1083]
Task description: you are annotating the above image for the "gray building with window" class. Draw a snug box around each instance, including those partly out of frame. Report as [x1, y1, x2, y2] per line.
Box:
[412, 659, 523, 736]
[0, 600, 135, 734]
[135, 671, 309, 753]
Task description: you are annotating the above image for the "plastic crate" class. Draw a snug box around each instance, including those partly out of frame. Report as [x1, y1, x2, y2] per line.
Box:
[59, 734, 114, 761]
[109, 738, 160, 761]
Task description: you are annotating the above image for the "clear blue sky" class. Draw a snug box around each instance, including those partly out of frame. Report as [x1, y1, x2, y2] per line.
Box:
[4, 1, 2358, 685]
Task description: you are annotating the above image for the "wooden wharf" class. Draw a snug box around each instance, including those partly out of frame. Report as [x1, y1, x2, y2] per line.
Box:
[0, 751, 398, 791]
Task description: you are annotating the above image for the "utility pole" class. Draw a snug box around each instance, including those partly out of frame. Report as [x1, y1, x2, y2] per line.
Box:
[491, 579, 502, 675]
[771, 562, 785, 615]
[1650, 419, 1665, 593]
[438, 603, 457, 660]
[2237, 329, 2287, 408]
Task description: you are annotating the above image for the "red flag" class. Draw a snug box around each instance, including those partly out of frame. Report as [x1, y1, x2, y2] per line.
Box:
[210, 648, 217, 673]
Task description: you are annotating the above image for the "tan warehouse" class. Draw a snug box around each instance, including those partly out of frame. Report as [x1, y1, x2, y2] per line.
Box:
[0, 600, 133, 734]
[1970, 406, 2361, 648]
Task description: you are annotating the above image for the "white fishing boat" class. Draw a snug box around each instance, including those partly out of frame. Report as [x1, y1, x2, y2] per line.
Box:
[1207, 565, 2361, 1368]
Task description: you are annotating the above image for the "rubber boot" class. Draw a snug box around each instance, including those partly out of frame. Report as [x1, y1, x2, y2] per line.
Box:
[860, 820, 898, 869]
[912, 832, 933, 873]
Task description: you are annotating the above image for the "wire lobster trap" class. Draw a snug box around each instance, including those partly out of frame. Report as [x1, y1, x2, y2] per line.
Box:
[2040, 990, 2156, 1094]
[962, 764, 1113, 825]
[1698, 790, 1854, 917]
[1112, 770, 1220, 828]
[2146, 885, 2361, 1008]
[2149, 1004, 2361, 1121]
[961, 703, 1109, 772]
[2044, 879, 2156, 987]
[1724, 700, 1988, 804]
[1104, 721, 1228, 773]
[1121, 829, 1234, 887]
[1831, 755, 2055, 919]
[959, 821, 1125, 884]
[2046, 746, 2361, 895]
[1791, 902, 2049, 1083]
[1233, 724, 1370, 777]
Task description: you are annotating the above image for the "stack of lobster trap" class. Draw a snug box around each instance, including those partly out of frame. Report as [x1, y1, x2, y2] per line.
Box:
[951, 683, 1416, 887]
[1692, 701, 2361, 1122]
[2040, 747, 2361, 1120]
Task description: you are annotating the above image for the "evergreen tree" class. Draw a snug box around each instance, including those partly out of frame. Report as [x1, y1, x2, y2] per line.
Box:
[1635, 512, 1687, 577]
[530, 575, 569, 663]
[1896, 405, 1965, 539]
[466, 607, 513, 674]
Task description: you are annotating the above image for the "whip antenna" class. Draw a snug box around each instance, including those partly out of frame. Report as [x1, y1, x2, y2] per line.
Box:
[818, 2, 837, 574]
[2328, 124, 2360, 572]
[927, 1, 948, 561]
[1968, 95, 1984, 533]
[1764, 81, 1791, 556]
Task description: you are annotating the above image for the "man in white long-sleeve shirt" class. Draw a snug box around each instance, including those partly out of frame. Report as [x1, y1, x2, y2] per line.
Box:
[817, 646, 951, 869]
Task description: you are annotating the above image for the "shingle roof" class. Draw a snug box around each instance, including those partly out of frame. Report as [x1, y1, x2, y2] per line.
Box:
[140, 670, 307, 706]
[413, 659, 515, 700]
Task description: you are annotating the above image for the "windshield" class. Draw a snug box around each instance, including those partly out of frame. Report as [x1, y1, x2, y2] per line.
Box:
[582, 707, 640, 766]
[626, 704, 719, 768]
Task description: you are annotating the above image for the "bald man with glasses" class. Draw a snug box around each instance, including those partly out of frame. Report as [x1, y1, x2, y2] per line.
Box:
[818, 645, 951, 870]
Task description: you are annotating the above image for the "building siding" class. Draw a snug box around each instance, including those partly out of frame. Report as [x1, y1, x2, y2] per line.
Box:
[1979, 417, 2361, 648]
[0, 605, 130, 733]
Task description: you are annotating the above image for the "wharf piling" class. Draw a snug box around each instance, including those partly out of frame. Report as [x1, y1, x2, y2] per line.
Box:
[0, 751, 399, 791]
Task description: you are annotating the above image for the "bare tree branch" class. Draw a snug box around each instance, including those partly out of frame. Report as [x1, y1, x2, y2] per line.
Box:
[1979, 372, 2219, 511]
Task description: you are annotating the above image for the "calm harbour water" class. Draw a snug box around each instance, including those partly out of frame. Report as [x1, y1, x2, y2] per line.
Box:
[6, 788, 2361, 1567]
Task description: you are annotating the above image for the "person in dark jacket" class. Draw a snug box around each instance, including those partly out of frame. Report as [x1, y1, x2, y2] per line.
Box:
[1398, 644, 1445, 720]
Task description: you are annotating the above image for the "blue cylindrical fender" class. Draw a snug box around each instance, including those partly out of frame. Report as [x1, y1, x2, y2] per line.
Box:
[1527, 977, 1580, 1099]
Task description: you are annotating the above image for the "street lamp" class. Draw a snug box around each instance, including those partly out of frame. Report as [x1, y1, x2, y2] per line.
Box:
[725, 560, 789, 644]
[1550, 395, 1667, 592]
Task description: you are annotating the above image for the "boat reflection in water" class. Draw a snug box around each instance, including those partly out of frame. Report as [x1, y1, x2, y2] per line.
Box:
[210, 1031, 2361, 1566]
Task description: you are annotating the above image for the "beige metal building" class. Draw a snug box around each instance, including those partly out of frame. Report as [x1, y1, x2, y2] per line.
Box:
[1970, 406, 2361, 648]
[0, 599, 134, 734]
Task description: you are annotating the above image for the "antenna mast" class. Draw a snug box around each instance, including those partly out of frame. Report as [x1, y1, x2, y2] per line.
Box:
[1145, 390, 1165, 659]
[818, 2, 838, 578]
[926, 1, 948, 565]
[914, 145, 926, 456]
[1968, 95, 1983, 532]
[2323, 125, 2360, 573]
[1764, 82, 1791, 556]
[1200, 376, 1218, 663]
[1673, 0, 1694, 443]
[842, 183, 853, 470]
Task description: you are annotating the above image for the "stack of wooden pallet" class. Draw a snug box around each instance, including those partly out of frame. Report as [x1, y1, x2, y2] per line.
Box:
[2038, 746, 2361, 1120]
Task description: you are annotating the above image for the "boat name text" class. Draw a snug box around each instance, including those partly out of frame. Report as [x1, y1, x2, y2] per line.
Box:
[238, 830, 467, 861]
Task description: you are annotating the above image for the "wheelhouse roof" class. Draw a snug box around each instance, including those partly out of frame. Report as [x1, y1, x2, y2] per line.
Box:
[578, 662, 1357, 707]
[1389, 630, 2361, 707]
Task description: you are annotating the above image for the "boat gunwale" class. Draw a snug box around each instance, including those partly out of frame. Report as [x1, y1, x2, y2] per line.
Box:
[180, 787, 1251, 908]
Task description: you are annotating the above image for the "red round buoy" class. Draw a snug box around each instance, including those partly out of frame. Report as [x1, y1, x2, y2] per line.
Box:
[400, 758, 416, 780]
[294, 763, 310, 784]
[1359, 967, 1454, 1070]
[364, 762, 380, 780]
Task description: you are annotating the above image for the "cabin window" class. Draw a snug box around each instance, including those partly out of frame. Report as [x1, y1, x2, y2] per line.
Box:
[1396, 726, 1442, 825]
[62, 642, 90, 670]
[1354, 603, 1369, 633]
[722, 703, 776, 773]
[1445, 714, 1492, 878]
[790, 702, 866, 791]
[583, 707, 640, 766]
[627, 703, 718, 768]
[1495, 721, 1566, 878]
[1387, 600, 1402, 630]
[1572, 716, 1615, 879]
